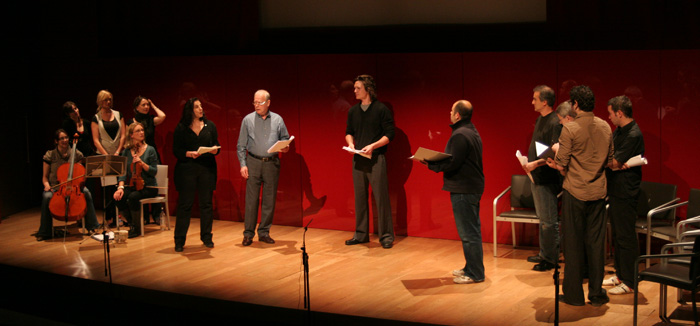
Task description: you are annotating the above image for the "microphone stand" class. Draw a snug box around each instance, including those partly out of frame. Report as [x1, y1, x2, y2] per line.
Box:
[103, 230, 113, 284]
[301, 219, 313, 323]
[554, 258, 560, 325]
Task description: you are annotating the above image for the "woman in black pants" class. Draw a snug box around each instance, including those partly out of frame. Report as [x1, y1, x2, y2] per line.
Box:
[172, 97, 220, 252]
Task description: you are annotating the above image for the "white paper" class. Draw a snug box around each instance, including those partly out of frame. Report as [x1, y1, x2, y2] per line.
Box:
[91, 231, 115, 242]
[267, 136, 295, 153]
[197, 145, 221, 155]
[612, 154, 648, 170]
[343, 146, 371, 159]
[535, 141, 555, 159]
[516, 150, 534, 183]
[409, 147, 451, 162]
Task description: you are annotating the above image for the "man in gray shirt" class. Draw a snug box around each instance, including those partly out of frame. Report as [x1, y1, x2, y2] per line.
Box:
[237, 89, 290, 246]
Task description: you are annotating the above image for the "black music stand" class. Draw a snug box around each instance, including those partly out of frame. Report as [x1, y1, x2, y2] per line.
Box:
[85, 155, 126, 230]
[85, 154, 125, 283]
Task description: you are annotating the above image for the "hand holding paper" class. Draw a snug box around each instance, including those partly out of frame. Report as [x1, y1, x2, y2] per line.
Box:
[197, 145, 221, 155]
[343, 146, 371, 159]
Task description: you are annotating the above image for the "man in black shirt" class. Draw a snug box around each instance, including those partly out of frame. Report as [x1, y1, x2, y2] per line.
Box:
[522, 85, 563, 272]
[344, 75, 396, 249]
[603, 95, 645, 295]
[427, 100, 485, 284]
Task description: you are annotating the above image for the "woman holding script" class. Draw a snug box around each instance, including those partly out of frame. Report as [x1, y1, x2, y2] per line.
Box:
[172, 97, 220, 252]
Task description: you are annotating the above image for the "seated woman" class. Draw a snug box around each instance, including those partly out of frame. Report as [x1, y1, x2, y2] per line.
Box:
[36, 129, 99, 241]
[113, 122, 159, 238]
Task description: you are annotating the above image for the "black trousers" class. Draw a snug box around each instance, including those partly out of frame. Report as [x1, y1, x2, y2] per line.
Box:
[561, 190, 607, 304]
[608, 194, 640, 289]
[174, 164, 215, 245]
[116, 187, 158, 233]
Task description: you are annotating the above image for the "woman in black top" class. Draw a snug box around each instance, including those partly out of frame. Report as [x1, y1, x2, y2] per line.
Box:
[61, 101, 95, 157]
[128, 96, 166, 224]
[127, 96, 166, 161]
[173, 97, 220, 252]
[90, 90, 126, 225]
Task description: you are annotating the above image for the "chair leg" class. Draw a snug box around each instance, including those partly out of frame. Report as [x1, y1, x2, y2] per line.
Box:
[692, 289, 698, 326]
[493, 220, 498, 257]
[646, 229, 652, 268]
[164, 201, 171, 230]
[140, 203, 145, 237]
[634, 269, 640, 326]
[659, 284, 670, 323]
[511, 222, 517, 249]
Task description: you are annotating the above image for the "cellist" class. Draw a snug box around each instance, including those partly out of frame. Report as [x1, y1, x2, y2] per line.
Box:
[36, 129, 99, 241]
[113, 122, 159, 238]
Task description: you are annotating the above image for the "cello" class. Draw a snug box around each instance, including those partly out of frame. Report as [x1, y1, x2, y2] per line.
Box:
[49, 134, 87, 222]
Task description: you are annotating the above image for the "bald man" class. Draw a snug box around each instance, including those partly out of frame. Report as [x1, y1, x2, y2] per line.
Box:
[426, 100, 485, 284]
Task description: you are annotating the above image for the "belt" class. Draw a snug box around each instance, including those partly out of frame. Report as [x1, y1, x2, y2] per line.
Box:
[248, 152, 277, 162]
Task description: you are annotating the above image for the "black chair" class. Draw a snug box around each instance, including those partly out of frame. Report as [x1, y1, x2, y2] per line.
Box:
[493, 174, 539, 257]
[633, 235, 700, 326]
[634, 181, 680, 266]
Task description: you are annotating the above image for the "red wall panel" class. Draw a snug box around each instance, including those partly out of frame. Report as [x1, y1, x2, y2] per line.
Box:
[38, 49, 699, 246]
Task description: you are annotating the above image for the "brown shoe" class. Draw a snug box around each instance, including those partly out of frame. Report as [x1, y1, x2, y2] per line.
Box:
[259, 235, 275, 244]
[242, 236, 253, 246]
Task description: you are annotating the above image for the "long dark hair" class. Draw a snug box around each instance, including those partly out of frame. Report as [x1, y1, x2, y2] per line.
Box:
[178, 97, 205, 127]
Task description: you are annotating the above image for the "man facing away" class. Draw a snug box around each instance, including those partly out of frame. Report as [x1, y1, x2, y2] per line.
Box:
[603, 95, 644, 295]
[426, 100, 485, 284]
[547, 85, 613, 307]
[522, 85, 563, 272]
[344, 75, 396, 249]
[237, 89, 290, 246]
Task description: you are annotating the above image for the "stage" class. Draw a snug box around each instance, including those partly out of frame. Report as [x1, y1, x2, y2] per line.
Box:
[0, 208, 694, 325]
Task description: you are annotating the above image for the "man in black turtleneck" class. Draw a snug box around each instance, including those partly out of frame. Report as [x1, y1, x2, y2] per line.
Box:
[426, 100, 485, 284]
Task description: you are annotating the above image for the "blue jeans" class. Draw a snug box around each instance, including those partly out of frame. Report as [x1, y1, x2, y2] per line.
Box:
[531, 183, 561, 264]
[451, 193, 485, 281]
[38, 187, 100, 237]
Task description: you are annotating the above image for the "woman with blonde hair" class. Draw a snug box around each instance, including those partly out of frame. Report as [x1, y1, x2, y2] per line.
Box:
[91, 90, 127, 225]
[113, 122, 159, 238]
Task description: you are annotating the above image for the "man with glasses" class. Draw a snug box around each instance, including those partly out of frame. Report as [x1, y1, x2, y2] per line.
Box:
[344, 75, 396, 249]
[237, 89, 290, 246]
[546, 85, 613, 307]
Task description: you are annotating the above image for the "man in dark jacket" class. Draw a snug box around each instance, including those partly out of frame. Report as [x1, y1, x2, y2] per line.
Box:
[426, 100, 485, 284]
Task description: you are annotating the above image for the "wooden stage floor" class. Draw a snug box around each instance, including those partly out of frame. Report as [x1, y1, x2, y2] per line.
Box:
[0, 208, 695, 325]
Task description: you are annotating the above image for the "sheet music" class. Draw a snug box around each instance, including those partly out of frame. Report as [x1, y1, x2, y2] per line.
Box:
[268, 136, 295, 153]
[516, 150, 535, 183]
[342, 146, 371, 159]
[197, 146, 221, 155]
[409, 147, 451, 162]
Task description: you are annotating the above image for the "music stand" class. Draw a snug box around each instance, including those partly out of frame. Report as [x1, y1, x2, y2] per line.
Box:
[85, 154, 125, 284]
[85, 154, 126, 231]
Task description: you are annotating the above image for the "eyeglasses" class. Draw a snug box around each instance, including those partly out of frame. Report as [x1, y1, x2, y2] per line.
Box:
[252, 100, 268, 106]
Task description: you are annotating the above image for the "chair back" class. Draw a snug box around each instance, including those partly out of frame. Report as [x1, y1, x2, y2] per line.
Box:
[690, 236, 700, 283]
[687, 188, 700, 219]
[510, 175, 535, 209]
[155, 165, 168, 195]
[638, 181, 677, 221]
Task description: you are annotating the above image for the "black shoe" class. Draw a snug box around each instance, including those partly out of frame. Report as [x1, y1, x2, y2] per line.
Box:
[259, 235, 275, 244]
[175, 245, 184, 252]
[527, 255, 543, 263]
[242, 236, 253, 246]
[532, 261, 556, 272]
[345, 238, 368, 246]
[381, 241, 393, 249]
[589, 290, 610, 307]
[36, 235, 52, 242]
[204, 241, 214, 248]
[128, 230, 139, 238]
[558, 295, 584, 306]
